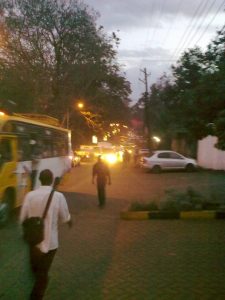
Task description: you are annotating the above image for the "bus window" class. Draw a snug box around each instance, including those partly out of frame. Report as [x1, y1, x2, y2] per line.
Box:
[52, 132, 68, 156]
[42, 139, 53, 158]
[18, 136, 31, 161]
[0, 138, 12, 166]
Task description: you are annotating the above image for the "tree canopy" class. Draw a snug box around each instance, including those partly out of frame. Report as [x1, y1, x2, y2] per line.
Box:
[138, 26, 225, 152]
[0, 0, 131, 145]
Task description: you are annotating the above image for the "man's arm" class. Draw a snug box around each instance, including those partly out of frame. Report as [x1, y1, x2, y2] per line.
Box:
[19, 195, 29, 224]
[92, 172, 95, 184]
[59, 194, 72, 228]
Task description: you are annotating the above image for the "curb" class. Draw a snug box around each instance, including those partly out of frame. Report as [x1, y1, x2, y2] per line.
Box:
[120, 210, 225, 220]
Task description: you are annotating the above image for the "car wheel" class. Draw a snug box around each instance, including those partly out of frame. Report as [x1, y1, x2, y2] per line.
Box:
[152, 165, 161, 173]
[186, 163, 195, 172]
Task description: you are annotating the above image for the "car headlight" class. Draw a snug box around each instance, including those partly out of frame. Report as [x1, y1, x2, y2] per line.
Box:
[105, 154, 117, 164]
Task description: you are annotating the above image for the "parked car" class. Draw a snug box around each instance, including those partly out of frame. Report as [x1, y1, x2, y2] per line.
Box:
[135, 148, 152, 167]
[140, 150, 197, 173]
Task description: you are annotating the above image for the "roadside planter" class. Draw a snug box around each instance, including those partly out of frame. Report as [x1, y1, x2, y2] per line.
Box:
[120, 210, 225, 220]
[121, 187, 225, 220]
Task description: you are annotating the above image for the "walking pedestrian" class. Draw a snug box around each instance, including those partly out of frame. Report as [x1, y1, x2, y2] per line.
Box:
[122, 149, 130, 168]
[133, 148, 139, 167]
[92, 155, 111, 208]
[20, 169, 72, 300]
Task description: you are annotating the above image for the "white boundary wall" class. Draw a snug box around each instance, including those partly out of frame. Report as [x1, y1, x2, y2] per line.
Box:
[197, 135, 225, 170]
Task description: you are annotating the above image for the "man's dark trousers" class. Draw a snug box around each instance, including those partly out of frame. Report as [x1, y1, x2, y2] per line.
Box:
[97, 183, 106, 207]
[29, 246, 57, 300]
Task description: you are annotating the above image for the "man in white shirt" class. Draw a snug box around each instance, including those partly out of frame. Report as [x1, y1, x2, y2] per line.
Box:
[20, 169, 72, 300]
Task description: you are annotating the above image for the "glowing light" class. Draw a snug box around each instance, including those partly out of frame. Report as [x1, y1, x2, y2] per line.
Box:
[77, 102, 84, 110]
[152, 136, 161, 143]
[118, 151, 124, 161]
[0, 111, 6, 116]
[92, 135, 98, 144]
[104, 153, 117, 164]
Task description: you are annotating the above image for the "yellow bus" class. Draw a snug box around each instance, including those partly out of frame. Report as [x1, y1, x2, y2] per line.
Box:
[0, 111, 72, 225]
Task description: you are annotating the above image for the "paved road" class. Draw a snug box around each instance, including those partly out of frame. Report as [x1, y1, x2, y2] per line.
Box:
[1, 164, 225, 299]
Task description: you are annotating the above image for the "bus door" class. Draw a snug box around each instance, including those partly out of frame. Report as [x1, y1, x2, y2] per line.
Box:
[0, 135, 17, 223]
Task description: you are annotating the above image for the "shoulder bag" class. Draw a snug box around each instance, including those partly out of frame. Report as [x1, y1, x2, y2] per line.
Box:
[22, 189, 55, 246]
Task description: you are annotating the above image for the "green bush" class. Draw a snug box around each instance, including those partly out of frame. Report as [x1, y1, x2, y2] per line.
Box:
[129, 186, 225, 212]
[160, 187, 205, 212]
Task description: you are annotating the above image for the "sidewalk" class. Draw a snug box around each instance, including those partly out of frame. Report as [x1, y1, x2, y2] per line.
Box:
[46, 192, 225, 299]
[1, 192, 225, 299]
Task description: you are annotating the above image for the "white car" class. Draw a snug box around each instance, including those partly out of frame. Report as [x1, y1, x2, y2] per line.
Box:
[141, 150, 197, 173]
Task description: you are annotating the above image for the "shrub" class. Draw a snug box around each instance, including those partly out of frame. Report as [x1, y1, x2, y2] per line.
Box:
[129, 186, 225, 212]
[129, 201, 158, 211]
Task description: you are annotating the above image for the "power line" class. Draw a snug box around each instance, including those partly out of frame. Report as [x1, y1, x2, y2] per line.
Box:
[161, 0, 183, 49]
[175, 0, 220, 58]
[119, 58, 176, 62]
[171, 0, 210, 59]
[137, 1, 156, 102]
[150, 0, 166, 48]
[194, 0, 225, 45]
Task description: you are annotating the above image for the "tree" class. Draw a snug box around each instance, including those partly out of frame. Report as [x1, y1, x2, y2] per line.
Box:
[142, 26, 225, 153]
[0, 0, 131, 141]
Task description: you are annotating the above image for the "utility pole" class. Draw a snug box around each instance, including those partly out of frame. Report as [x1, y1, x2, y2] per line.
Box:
[140, 68, 149, 95]
[139, 68, 152, 149]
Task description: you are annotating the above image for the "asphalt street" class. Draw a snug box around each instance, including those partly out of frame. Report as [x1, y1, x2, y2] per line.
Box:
[1, 163, 225, 300]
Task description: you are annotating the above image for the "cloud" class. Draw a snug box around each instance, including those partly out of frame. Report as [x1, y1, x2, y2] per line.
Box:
[83, 0, 225, 103]
[85, 0, 224, 30]
[119, 47, 171, 59]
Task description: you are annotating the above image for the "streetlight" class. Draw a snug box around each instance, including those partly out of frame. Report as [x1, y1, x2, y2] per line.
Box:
[152, 136, 161, 143]
[64, 101, 85, 129]
[77, 102, 84, 110]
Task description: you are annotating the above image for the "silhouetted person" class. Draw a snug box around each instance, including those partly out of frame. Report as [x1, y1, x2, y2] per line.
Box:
[92, 156, 111, 208]
[133, 148, 139, 167]
[122, 149, 130, 168]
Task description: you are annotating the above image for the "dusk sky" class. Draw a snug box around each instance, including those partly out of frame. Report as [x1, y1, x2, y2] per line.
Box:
[83, 0, 225, 103]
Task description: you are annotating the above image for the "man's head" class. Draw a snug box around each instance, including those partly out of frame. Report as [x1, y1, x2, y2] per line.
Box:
[97, 155, 102, 162]
[39, 169, 53, 186]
